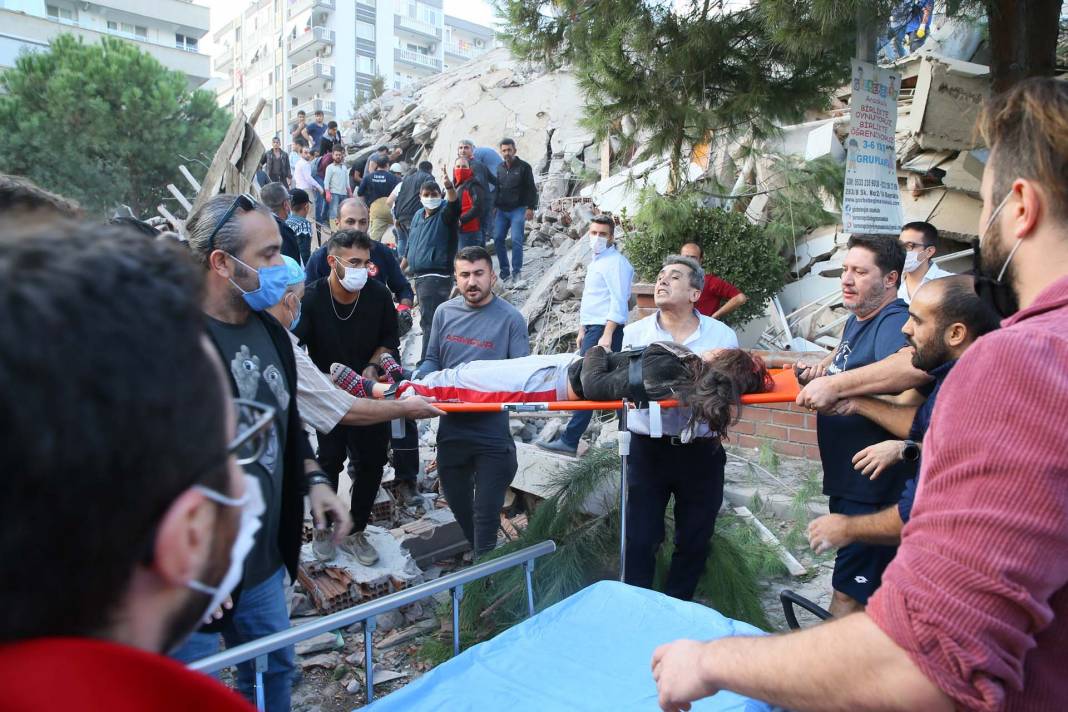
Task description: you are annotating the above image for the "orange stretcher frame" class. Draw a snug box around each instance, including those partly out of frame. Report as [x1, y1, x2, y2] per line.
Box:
[430, 368, 800, 413]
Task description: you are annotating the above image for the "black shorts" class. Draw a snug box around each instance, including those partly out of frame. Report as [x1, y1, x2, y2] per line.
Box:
[828, 496, 899, 604]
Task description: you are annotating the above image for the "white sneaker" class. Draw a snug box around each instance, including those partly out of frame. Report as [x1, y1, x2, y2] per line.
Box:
[340, 531, 379, 566]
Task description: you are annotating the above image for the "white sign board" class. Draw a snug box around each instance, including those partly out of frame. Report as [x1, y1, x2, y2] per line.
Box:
[842, 60, 903, 235]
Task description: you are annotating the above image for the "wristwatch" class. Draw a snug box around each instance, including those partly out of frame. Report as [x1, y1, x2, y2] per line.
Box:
[901, 440, 921, 462]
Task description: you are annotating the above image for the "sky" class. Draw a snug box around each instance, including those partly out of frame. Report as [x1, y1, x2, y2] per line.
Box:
[200, 0, 498, 51]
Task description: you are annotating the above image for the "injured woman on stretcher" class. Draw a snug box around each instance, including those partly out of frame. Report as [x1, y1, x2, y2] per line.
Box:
[329, 342, 774, 437]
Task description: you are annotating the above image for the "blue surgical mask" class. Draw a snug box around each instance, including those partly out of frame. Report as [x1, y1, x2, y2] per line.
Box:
[228, 254, 289, 312]
[288, 296, 302, 331]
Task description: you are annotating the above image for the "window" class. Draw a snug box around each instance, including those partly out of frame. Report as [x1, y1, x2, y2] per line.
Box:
[46, 5, 75, 21]
[356, 21, 375, 41]
[275, 97, 282, 114]
[357, 56, 375, 74]
[175, 33, 198, 50]
[109, 21, 147, 39]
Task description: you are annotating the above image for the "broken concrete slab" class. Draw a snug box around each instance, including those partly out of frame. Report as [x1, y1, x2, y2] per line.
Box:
[390, 509, 470, 568]
[295, 631, 344, 657]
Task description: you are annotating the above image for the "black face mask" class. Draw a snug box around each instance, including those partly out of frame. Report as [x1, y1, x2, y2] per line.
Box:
[972, 238, 1019, 318]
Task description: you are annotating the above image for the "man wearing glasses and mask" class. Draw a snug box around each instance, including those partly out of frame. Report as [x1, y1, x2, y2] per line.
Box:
[0, 223, 264, 709]
[896, 221, 953, 304]
[173, 193, 351, 711]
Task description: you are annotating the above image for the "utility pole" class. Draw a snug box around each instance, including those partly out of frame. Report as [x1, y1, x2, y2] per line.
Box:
[855, 10, 877, 64]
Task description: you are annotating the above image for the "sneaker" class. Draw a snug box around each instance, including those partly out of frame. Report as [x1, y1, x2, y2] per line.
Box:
[395, 480, 422, 507]
[341, 531, 379, 566]
[312, 529, 336, 562]
[535, 438, 578, 456]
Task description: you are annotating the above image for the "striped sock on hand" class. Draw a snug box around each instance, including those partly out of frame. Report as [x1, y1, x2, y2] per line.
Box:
[330, 363, 375, 398]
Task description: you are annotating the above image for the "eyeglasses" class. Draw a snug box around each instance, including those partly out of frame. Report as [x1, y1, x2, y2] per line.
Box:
[207, 193, 258, 253]
[231, 398, 276, 466]
[900, 241, 932, 252]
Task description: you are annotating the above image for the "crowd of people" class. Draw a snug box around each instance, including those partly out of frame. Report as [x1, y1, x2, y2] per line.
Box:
[0, 77, 1064, 712]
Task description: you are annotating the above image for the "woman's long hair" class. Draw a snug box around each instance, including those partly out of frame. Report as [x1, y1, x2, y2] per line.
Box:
[678, 350, 774, 436]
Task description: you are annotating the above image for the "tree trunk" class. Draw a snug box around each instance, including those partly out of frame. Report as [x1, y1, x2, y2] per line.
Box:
[986, 0, 1063, 93]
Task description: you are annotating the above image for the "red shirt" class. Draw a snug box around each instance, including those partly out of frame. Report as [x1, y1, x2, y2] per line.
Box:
[0, 637, 256, 711]
[867, 275, 1068, 711]
[694, 273, 741, 317]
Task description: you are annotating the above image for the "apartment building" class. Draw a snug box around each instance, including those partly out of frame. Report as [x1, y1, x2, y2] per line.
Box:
[212, 0, 496, 144]
[0, 0, 211, 87]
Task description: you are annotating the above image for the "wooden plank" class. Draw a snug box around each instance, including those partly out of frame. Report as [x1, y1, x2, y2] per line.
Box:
[178, 165, 202, 193]
[156, 204, 184, 232]
[166, 184, 192, 212]
[190, 111, 250, 215]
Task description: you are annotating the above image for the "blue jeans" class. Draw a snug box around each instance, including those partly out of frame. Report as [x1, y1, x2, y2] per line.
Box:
[314, 177, 328, 225]
[482, 204, 496, 247]
[559, 324, 624, 448]
[173, 567, 295, 711]
[327, 194, 343, 221]
[459, 230, 483, 249]
[395, 222, 409, 262]
[493, 206, 527, 278]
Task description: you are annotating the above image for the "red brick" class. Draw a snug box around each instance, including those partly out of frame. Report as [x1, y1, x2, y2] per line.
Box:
[755, 423, 788, 440]
[771, 441, 806, 458]
[804, 414, 819, 429]
[788, 428, 819, 445]
[734, 434, 761, 450]
[740, 406, 772, 422]
[731, 420, 756, 435]
[804, 445, 823, 461]
[771, 410, 806, 427]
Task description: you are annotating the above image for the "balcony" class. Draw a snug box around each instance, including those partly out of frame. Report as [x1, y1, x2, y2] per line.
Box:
[394, 48, 441, 71]
[287, 0, 335, 20]
[444, 41, 478, 60]
[288, 58, 335, 93]
[289, 98, 336, 123]
[394, 14, 441, 40]
[214, 49, 234, 73]
[287, 26, 334, 63]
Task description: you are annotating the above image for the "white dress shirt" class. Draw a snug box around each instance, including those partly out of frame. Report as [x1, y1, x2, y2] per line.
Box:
[293, 158, 321, 195]
[622, 310, 738, 440]
[579, 245, 634, 327]
[287, 330, 352, 434]
[898, 261, 954, 303]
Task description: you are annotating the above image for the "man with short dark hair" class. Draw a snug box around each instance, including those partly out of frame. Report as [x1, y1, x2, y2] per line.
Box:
[808, 275, 999, 551]
[286, 188, 314, 263]
[295, 229, 399, 566]
[897, 221, 953, 303]
[493, 137, 538, 285]
[289, 136, 307, 175]
[260, 182, 303, 265]
[324, 146, 349, 229]
[0, 222, 255, 710]
[391, 160, 434, 258]
[175, 193, 350, 711]
[539, 214, 633, 456]
[261, 136, 292, 187]
[679, 241, 748, 321]
[404, 172, 460, 365]
[319, 121, 341, 155]
[306, 110, 327, 149]
[358, 157, 401, 206]
[290, 109, 311, 145]
[416, 246, 529, 554]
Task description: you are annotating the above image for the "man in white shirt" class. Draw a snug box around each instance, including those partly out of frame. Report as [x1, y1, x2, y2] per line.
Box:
[621, 254, 737, 601]
[898, 221, 954, 303]
[293, 145, 323, 203]
[538, 215, 634, 455]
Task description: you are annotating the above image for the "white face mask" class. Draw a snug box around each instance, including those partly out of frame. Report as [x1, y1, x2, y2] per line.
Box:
[421, 196, 443, 211]
[336, 263, 368, 292]
[903, 250, 927, 273]
[589, 233, 609, 255]
[188, 474, 264, 623]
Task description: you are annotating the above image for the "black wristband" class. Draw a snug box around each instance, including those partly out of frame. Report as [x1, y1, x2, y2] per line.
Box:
[307, 472, 332, 488]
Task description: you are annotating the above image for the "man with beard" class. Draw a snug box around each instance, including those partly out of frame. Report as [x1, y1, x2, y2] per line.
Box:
[415, 246, 529, 556]
[806, 275, 999, 551]
[651, 76, 1068, 712]
[174, 193, 351, 712]
[0, 223, 257, 710]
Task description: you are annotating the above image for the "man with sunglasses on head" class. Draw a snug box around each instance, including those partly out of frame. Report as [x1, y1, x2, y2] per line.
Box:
[174, 193, 351, 712]
[0, 222, 259, 710]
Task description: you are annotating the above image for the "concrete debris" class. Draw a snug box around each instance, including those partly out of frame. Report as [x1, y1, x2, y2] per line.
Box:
[734, 506, 807, 578]
[300, 652, 343, 671]
[379, 619, 438, 650]
[390, 508, 470, 568]
[295, 631, 344, 657]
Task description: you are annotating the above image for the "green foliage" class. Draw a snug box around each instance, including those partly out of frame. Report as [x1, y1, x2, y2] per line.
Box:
[496, 1, 853, 189]
[0, 34, 228, 216]
[622, 191, 789, 325]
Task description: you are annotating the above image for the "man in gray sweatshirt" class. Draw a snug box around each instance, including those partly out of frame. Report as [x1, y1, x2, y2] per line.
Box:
[415, 246, 529, 555]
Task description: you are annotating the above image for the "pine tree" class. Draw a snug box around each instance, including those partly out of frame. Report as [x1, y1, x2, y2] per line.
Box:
[0, 34, 228, 216]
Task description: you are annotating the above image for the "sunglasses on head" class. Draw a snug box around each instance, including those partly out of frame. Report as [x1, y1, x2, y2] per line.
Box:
[207, 193, 258, 253]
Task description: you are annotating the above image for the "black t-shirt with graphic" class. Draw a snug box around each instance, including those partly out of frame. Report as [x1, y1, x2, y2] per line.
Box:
[207, 315, 289, 587]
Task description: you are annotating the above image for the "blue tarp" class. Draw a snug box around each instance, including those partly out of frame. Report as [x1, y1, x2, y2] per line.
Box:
[366, 580, 772, 711]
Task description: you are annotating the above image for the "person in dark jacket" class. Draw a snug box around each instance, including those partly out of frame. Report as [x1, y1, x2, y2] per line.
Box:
[391, 160, 434, 259]
[454, 157, 485, 249]
[260, 182, 304, 266]
[173, 193, 350, 711]
[357, 158, 401, 206]
[493, 137, 538, 285]
[260, 136, 292, 187]
[404, 172, 459, 365]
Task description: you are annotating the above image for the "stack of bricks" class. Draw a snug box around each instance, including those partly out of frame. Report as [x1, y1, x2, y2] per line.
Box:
[727, 402, 821, 461]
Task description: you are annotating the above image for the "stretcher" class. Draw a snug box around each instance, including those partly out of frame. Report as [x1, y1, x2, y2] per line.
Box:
[365, 580, 771, 711]
[428, 367, 800, 413]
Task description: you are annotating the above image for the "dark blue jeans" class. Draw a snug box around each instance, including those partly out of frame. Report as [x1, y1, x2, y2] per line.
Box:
[395, 222, 409, 262]
[493, 206, 527, 278]
[558, 324, 623, 448]
[459, 230, 484, 249]
[173, 566, 295, 711]
[625, 435, 726, 601]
